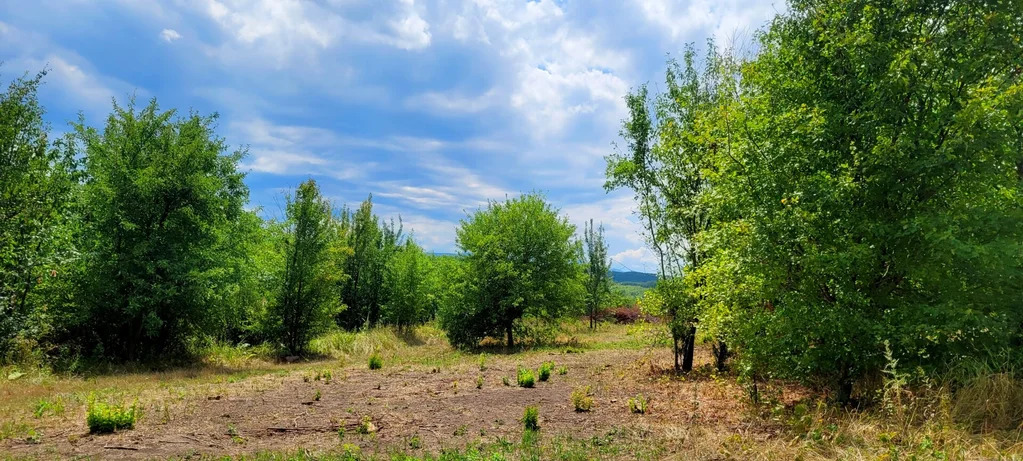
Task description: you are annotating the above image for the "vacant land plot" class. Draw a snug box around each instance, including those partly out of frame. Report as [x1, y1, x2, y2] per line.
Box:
[1, 324, 1019, 460]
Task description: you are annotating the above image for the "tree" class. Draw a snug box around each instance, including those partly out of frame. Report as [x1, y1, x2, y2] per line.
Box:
[695, 0, 1023, 402]
[440, 194, 582, 349]
[338, 195, 404, 329]
[70, 99, 248, 360]
[0, 70, 79, 363]
[267, 179, 346, 355]
[583, 219, 611, 329]
[381, 240, 430, 331]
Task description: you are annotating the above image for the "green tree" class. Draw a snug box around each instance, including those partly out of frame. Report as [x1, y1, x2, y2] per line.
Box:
[338, 195, 404, 329]
[0, 70, 79, 363]
[440, 194, 582, 349]
[381, 240, 430, 331]
[583, 219, 611, 330]
[71, 99, 248, 360]
[695, 0, 1023, 402]
[267, 179, 346, 355]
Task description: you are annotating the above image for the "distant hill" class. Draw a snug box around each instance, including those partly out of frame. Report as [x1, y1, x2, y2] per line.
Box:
[611, 270, 657, 287]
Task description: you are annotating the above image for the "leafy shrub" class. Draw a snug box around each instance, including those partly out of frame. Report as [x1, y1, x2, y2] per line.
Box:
[517, 368, 535, 388]
[368, 354, 382, 370]
[628, 394, 648, 414]
[87, 401, 138, 433]
[557, 366, 568, 375]
[538, 361, 554, 382]
[522, 406, 539, 431]
[571, 386, 593, 412]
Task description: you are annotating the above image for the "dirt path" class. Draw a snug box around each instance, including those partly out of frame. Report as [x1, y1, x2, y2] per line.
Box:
[2, 346, 798, 459]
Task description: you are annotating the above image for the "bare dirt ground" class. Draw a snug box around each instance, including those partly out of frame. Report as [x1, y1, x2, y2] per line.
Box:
[0, 328, 808, 460]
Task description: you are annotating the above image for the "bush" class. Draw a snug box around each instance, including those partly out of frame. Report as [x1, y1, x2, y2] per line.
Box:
[571, 386, 594, 412]
[557, 366, 568, 376]
[476, 375, 484, 389]
[368, 354, 382, 370]
[87, 401, 138, 433]
[628, 394, 648, 414]
[517, 368, 535, 388]
[538, 362, 554, 382]
[478, 353, 487, 371]
[522, 406, 539, 432]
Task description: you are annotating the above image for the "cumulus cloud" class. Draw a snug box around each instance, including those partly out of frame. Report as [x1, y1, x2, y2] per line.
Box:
[160, 28, 182, 42]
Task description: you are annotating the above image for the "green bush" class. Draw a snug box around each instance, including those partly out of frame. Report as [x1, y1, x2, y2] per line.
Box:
[522, 406, 539, 432]
[557, 366, 568, 376]
[517, 367, 535, 388]
[571, 386, 593, 412]
[86, 401, 138, 433]
[368, 354, 382, 370]
[628, 394, 648, 414]
[476, 375, 484, 389]
[538, 361, 554, 382]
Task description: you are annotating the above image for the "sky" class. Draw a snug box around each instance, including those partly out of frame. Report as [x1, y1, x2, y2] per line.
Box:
[0, 0, 780, 273]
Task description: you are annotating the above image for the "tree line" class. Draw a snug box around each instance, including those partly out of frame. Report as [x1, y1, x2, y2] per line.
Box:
[0, 75, 615, 365]
[607, 0, 1023, 403]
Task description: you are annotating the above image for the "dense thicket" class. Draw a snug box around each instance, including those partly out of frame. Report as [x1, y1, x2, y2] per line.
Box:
[614, 0, 1023, 402]
[440, 194, 583, 349]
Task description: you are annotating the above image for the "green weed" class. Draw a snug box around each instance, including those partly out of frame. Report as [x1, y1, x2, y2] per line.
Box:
[517, 368, 536, 388]
[368, 354, 383, 370]
[86, 400, 138, 433]
[522, 406, 540, 432]
[571, 386, 594, 412]
[628, 394, 648, 414]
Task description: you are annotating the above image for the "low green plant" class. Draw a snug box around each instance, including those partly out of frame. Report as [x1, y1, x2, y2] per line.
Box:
[538, 361, 554, 381]
[571, 386, 594, 412]
[227, 424, 244, 444]
[517, 368, 536, 388]
[408, 434, 423, 449]
[357, 416, 376, 434]
[33, 396, 65, 418]
[522, 406, 540, 432]
[337, 425, 346, 440]
[557, 366, 568, 376]
[86, 400, 138, 433]
[502, 376, 511, 386]
[476, 375, 485, 389]
[314, 389, 322, 401]
[368, 354, 383, 370]
[628, 394, 649, 414]
[478, 353, 487, 371]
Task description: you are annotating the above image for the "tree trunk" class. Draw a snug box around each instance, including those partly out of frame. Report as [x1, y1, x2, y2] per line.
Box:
[681, 325, 696, 372]
[713, 340, 729, 371]
[672, 335, 681, 372]
[506, 322, 514, 349]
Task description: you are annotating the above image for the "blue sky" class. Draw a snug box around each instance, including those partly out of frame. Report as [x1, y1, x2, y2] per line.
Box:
[0, 0, 779, 273]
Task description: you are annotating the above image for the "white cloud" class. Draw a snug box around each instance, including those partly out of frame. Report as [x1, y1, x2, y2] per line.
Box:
[611, 247, 659, 273]
[160, 28, 182, 42]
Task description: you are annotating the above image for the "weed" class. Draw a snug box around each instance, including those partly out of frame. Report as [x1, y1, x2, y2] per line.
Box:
[452, 380, 459, 394]
[476, 374, 485, 389]
[227, 424, 245, 444]
[314, 389, 322, 401]
[454, 424, 468, 436]
[357, 416, 376, 434]
[628, 394, 649, 414]
[86, 400, 138, 433]
[503, 376, 511, 386]
[408, 434, 422, 449]
[368, 354, 383, 370]
[33, 396, 65, 418]
[517, 367, 536, 388]
[522, 406, 540, 432]
[478, 353, 487, 371]
[538, 361, 554, 382]
[557, 366, 568, 376]
[571, 386, 594, 412]
[337, 425, 346, 440]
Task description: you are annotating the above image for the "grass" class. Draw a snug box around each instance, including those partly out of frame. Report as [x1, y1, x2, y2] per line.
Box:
[571, 386, 594, 412]
[516, 367, 535, 388]
[86, 399, 138, 433]
[522, 405, 540, 432]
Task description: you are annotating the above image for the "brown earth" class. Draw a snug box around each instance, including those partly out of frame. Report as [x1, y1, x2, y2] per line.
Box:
[0, 343, 808, 460]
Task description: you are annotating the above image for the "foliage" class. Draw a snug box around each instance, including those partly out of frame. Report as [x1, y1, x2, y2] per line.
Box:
[86, 400, 138, 433]
[0, 70, 79, 364]
[70, 98, 249, 360]
[338, 196, 404, 329]
[522, 406, 539, 432]
[583, 220, 612, 329]
[538, 361, 554, 382]
[368, 354, 382, 370]
[571, 386, 594, 412]
[265, 180, 347, 355]
[628, 394, 648, 414]
[690, 0, 1023, 401]
[381, 240, 431, 331]
[440, 193, 583, 348]
[516, 367, 535, 388]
